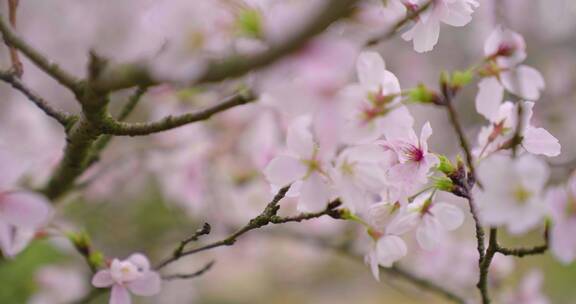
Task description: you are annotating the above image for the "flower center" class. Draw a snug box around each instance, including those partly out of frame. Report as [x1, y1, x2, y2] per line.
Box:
[402, 144, 424, 162]
[340, 159, 356, 176]
[512, 184, 532, 204]
[496, 42, 517, 57]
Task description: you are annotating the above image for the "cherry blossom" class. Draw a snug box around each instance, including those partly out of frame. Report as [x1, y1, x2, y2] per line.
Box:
[476, 27, 545, 119]
[384, 122, 439, 195]
[340, 51, 414, 145]
[546, 174, 576, 264]
[92, 253, 161, 304]
[401, 0, 479, 53]
[332, 144, 390, 213]
[264, 117, 333, 212]
[387, 192, 464, 250]
[475, 101, 560, 158]
[475, 154, 549, 234]
[0, 191, 52, 257]
[364, 201, 408, 280]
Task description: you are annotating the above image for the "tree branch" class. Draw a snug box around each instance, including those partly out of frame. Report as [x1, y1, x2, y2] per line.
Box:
[6, 0, 23, 76]
[87, 86, 148, 164]
[100, 90, 255, 136]
[443, 93, 479, 186]
[0, 14, 79, 92]
[496, 223, 549, 257]
[467, 196, 486, 263]
[0, 69, 76, 126]
[90, 0, 360, 92]
[162, 261, 215, 281]
[155, 186, 343, 269]
[477, 228, 498, 304]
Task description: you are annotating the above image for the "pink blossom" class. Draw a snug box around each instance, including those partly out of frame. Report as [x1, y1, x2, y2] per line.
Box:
[402, 0, 479, 53]
[476, 27, 545, 117]
[263, 117, 333, 212]
[332, 145, 390, 213]
[0, 191, 52, 257]
[364, 201, 408, 280]
[92, 253, 162, 304]
[387, 192, 464, 250]
[385, 122, 439, 194]
[476, 101, 560, 158]
[340, 51, 414, 145]
[546, 174, 576, 264]
[475, 154, 549, 234]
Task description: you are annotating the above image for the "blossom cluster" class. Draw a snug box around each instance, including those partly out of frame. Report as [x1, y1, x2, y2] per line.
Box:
[0, 1, 574, 303]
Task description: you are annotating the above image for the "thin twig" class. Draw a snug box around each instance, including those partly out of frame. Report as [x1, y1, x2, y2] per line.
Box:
[444, 94, 479, 187]
[155, 187, 343, 269]
[100, 91, 255, 136]
[162, 261, 215, 281]
[496, 223, 549, 257]
[0, 69, 75, 126]
[477, 228, 498, 304]
[6, 0, 23, 76]
[0, 15, 79, 92]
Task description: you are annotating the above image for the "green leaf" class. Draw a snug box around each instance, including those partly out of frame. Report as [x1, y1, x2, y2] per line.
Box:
[237, 9, 263, 39]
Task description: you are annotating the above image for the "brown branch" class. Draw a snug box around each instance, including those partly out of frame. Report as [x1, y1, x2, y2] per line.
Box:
[0, 69, 75, 126]
[477, 228, 498, 304]
[162, 261, 215, 281]
[100, 90, 255, 136]
[443, 93, 479, 187]
[87, 86, 148, 164]
[0, 14, 79, 92]
[496, 223, 549, 257]
[467, 196, 486, 263]
[6, 0, 23, 76]
[90, 0, 360, 92]
[155, 187, 343, 269]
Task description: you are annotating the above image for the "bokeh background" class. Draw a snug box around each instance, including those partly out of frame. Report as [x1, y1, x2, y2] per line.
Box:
[1, 0, 576, 303]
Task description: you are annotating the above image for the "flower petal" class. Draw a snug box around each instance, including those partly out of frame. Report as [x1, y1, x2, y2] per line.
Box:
[416, 217, 442, 250]
[263, 155, 306, 187]
[111, 284, 132, 304]
[127, 272, 162, 296]
[298, 173, 331, 212]
[376, 235, 407, 267]
[523, 127, 561, 157]
[356, 51, 386, 90]
[92, 270, 114, 288]
[0, 191, 52, 228]
[432, 203, 464, 231]
[286, 116, 315, 159]
[501, 65, 545, 100]
[475, 77, 504, 120]
[127, 253, 151, 272]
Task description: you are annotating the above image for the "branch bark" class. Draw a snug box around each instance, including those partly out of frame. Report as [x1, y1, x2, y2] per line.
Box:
[0, 69, 75, 126]
[155, 187, 343, 270]
[100, 90, 255, 136]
